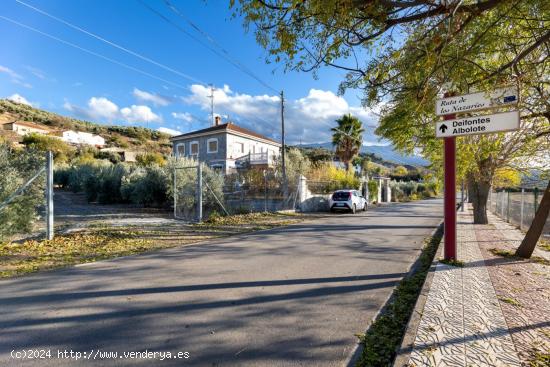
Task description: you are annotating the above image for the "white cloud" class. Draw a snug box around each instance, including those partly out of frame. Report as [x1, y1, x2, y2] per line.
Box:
[7, 93, 33, 106]
[0, 65, 32, 88]
[121, 105, 162, 123]
[133, 88, 171, 106]
[88, 97, 119, 121]
[172, 112, 194, 122]
[182, 84, 379, 144]
[0, 65, 21, 80]
[64, 97, 162, 124]
[158, 127, 182, 136]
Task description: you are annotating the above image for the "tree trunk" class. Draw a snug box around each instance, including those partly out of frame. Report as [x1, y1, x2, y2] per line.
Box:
[468, 175, 491, 224]
[516, 180, 550, 258]
[467, 178, 475, 203]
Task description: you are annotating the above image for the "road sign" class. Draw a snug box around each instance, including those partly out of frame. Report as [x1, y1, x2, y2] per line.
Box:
[436, 111, 519, 138]
[435, 86, 518, 116]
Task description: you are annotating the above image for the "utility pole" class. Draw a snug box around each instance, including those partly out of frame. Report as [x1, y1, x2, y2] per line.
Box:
[208, 84, 215, 126]
[280, 90, 287, 193]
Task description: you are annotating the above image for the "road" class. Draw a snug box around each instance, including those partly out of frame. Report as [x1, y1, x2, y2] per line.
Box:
[0, 199, 443, 366]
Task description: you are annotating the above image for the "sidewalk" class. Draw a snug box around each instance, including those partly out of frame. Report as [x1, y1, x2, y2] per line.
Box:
[401, 204, 549, 367]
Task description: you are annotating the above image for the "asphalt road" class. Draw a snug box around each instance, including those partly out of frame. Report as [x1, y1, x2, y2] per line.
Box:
[0, 199, 443, 367]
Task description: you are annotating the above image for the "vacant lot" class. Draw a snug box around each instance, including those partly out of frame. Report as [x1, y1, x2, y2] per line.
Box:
[1, 190, 303, 278]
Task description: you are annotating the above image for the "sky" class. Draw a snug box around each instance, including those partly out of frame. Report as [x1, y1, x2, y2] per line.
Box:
[0, 0, 385, 145]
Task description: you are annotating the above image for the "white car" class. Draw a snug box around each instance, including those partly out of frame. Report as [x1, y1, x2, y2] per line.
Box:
[329, 189, 368, 214]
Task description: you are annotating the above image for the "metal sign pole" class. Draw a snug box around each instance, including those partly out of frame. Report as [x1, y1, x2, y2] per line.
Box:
[443, 100, 457, 260]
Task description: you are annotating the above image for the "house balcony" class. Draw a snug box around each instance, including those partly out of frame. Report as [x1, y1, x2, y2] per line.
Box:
[234, 152, 274, 169]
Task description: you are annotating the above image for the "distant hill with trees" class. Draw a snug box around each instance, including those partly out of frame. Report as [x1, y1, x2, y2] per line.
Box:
[0, 99, 172, 154]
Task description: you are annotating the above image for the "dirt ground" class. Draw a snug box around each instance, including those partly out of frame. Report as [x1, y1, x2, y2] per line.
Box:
[1, 190, 303, 278]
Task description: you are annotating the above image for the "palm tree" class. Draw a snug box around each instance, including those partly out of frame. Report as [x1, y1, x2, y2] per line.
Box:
[331, 114, 364, 171]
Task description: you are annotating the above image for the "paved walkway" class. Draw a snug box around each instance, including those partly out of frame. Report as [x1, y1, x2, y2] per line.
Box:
[409, 205, 523, 366]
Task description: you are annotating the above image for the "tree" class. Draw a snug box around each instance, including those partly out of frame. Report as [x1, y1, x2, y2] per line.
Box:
[22, 133, 75, 163]
[393, 165, 408, 177]
[516, 180, 550, 258]
[331, 114, 364, 171]
[0, 143, 44, 241]
[233, 0, 550, 226]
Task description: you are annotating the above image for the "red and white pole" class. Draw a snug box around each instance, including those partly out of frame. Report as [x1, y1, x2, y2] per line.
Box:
[443, 109, 457, 260]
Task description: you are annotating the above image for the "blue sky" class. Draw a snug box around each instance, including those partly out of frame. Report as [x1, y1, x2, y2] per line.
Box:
[0, 0, 383, 144]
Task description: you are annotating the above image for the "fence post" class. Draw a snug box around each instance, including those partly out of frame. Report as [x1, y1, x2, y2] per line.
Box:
[263, 170, 268, 212]
[196, 164, 202, 222]
[534, 187, 539, 213]
[45, 151, 54, 240]
[520, 187, 524, 230]
[501, 190, 506, 218]
[461, 180, 465, 212]
[173, 167, 177, 219]
[506, 190, 511, 222]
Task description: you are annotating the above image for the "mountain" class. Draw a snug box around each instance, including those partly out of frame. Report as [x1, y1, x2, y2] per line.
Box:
[297, 142, 429, 167]
[0, 99, 172, 154]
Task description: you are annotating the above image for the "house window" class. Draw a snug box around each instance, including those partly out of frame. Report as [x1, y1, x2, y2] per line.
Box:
[176, 143, 185, 157]
[234, 142, 244, 155]
[190, 141, 199, 156]
[207, 138, 218, 153]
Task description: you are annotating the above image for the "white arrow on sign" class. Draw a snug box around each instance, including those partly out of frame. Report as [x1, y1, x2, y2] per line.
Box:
[436, 111, 519, 138]
[435, 86, 518, 116]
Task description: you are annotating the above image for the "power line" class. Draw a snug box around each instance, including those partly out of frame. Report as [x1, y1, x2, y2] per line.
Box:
[161, 0, 279, 94]
[15, 0, 205, 85]
[0, 15, 191, 90]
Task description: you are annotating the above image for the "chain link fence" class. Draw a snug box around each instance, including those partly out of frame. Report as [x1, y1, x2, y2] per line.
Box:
[173, 164, 299, 221]
[488, 187, 549, 236]
[0, 148, 52, 242]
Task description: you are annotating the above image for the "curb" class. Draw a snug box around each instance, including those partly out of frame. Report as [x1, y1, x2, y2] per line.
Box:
[392, 221, 444, 367]
[345, 220, 444, 367]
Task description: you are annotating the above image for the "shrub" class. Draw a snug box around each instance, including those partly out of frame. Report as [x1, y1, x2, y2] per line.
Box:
[390, 180, 439, 202]
[121, 166, 168, 206]
[136, 152, 166, 167]
[0, 144, 44, 241]
[22, 133, 75, 163]
[367, 180, 378, 202]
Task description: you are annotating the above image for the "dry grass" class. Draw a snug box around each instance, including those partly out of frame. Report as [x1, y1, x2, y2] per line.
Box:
[0, 212, 303, 278]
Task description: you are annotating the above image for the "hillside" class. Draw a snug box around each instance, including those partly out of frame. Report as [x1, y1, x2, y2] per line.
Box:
[0, 99, 172, 154]
[297, 142, 429, 167]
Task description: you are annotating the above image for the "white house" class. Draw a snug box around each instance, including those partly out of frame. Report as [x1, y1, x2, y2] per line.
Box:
[60, 130, 105, 147]
[2, 120, 53, 136]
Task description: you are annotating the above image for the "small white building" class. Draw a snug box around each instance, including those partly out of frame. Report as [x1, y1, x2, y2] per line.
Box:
[61, 130, 105, 147]
[2, 120, 52, 136]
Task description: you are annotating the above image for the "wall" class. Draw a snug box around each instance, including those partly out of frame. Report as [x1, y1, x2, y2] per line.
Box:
[226, 133, 280, 161]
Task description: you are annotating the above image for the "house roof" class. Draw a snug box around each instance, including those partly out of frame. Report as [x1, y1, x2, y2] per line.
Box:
[2, 120, 53, 131]
[170, 122, 280, 145]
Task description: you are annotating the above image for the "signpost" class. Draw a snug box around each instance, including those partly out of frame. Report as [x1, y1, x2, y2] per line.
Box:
[435, 86, 518, 116]
[436, 111, 520, 138]
[436, 87, 520, 261]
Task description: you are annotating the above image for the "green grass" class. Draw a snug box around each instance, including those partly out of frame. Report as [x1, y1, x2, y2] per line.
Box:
[356, 227, 443, 367]
[490, 248, 517, 258]
[538, 239, 550, 252]
[439, 258, 465, 267]
[498, 297, 522, 307]
[529, 350, 550, 367]
[489, 248, 549, 266]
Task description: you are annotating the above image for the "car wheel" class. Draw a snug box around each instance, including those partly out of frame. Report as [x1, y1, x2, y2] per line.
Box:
[351, 204, 356, 214]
